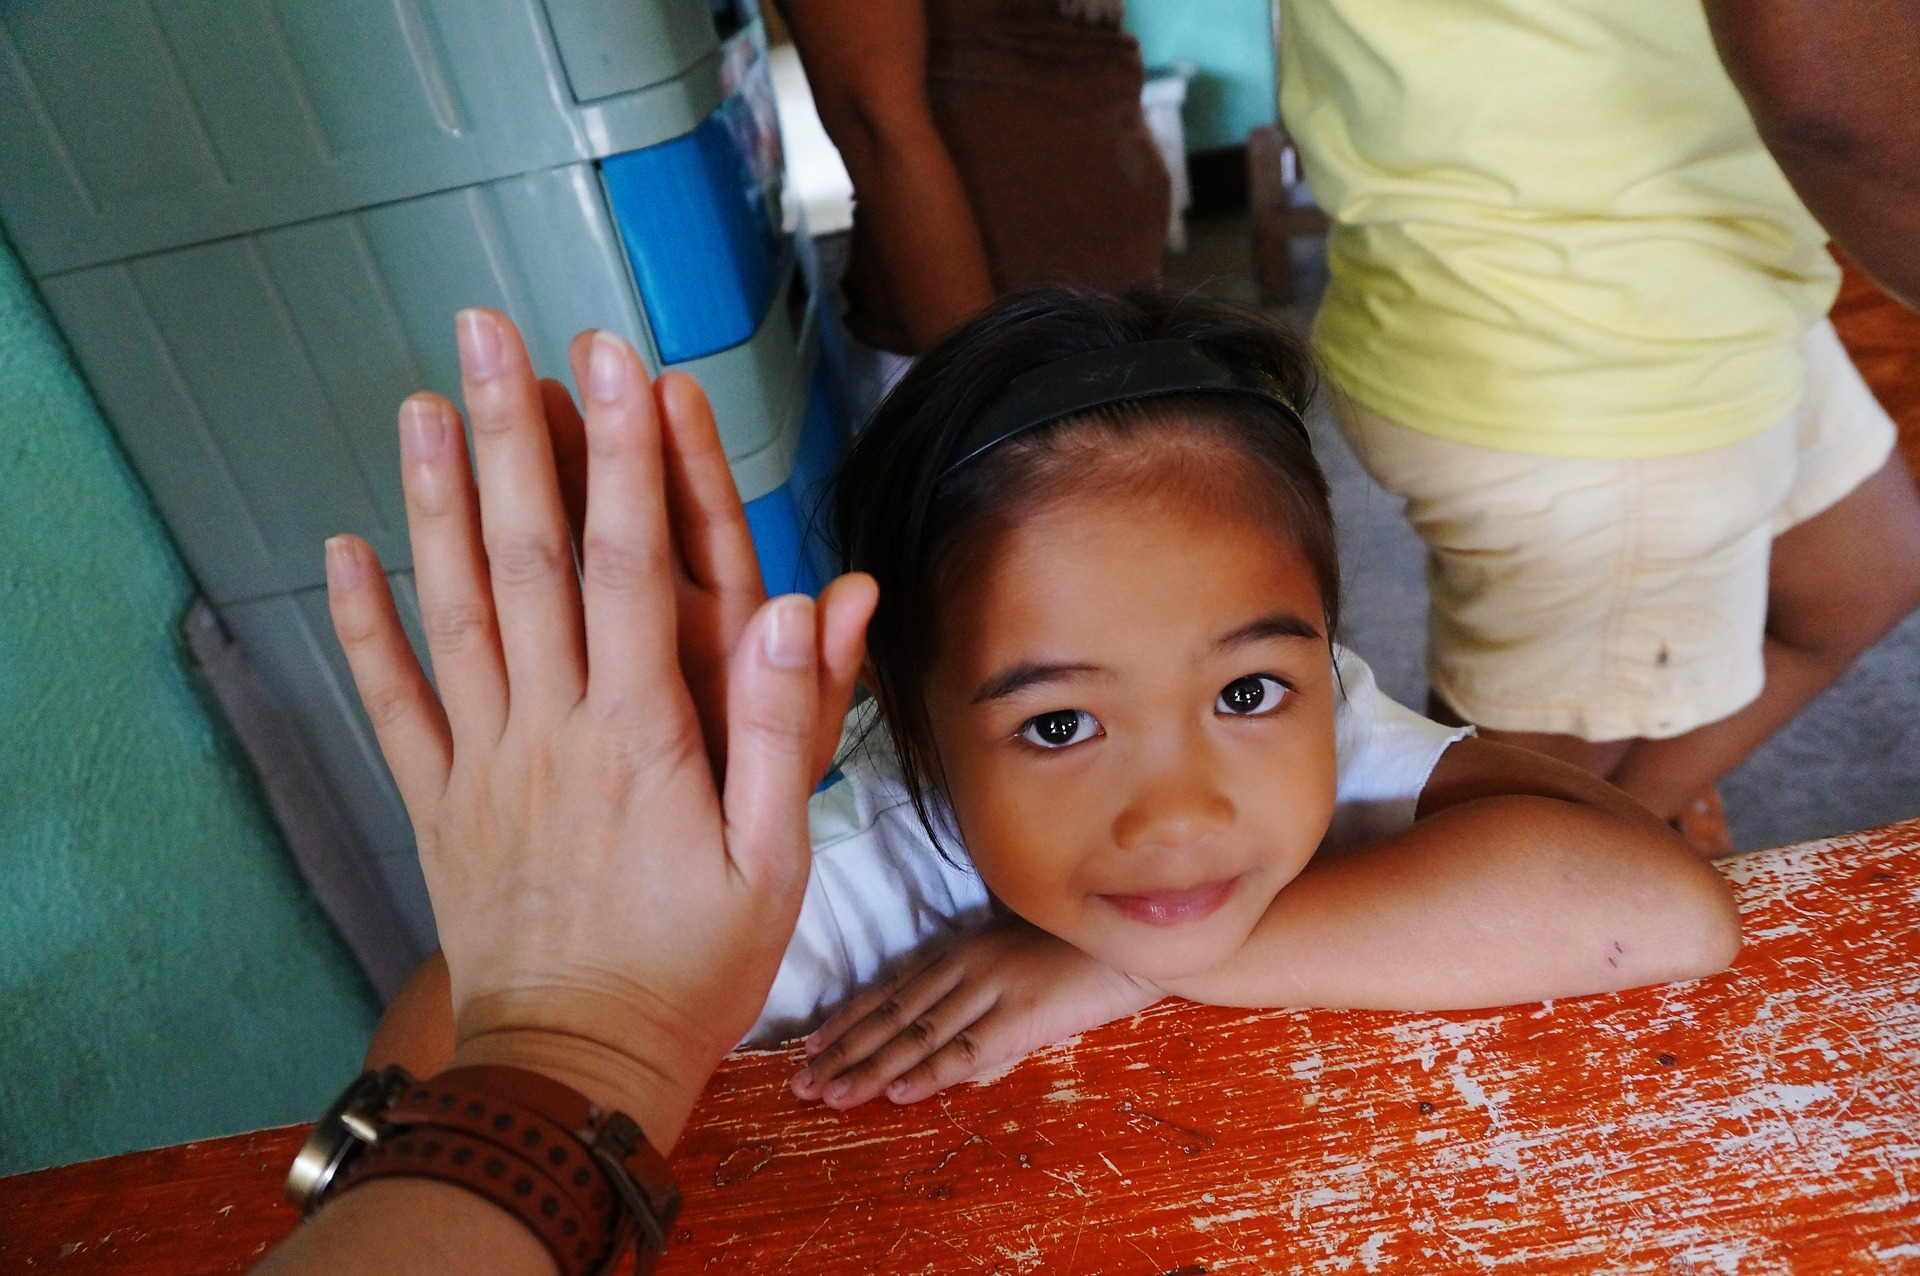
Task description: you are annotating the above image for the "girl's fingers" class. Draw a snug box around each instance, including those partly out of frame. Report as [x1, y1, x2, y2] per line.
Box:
[559, 328, 597, 548]
[567, 328, 596, 399]
[538, 377, 588, 550]
[456, 308, 585, 713]
[811, 981, 1002, 1110]
[325, 535, 453, 810]
[791, 958, 972, 1099]
[656, 372, 761, 772]
[657, 372, 765, 609]
[395, 393, 508, 742]
[800, 941, 952, 1060]
[811, 572, 877, 780]
[883, 1010, 1013, 1104]
[800, 963, 922, 1063]
[575, 330, 686, 708]
[719, 595, 821, 891]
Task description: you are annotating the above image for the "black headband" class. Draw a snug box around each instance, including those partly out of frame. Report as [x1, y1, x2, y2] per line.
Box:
[939, 338, 1309, 479]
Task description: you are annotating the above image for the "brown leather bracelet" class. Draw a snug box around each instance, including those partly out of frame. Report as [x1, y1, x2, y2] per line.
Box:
[321, 1065, 680, 1276]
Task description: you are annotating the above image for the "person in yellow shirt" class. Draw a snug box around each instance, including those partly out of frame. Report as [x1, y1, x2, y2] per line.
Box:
[1280, 0, 1920, 851]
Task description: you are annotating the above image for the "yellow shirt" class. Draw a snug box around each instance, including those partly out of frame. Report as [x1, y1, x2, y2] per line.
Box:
[1280, 0, 1840, 458]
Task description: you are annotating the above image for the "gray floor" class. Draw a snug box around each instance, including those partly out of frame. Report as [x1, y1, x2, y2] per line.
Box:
[1166, 212, 1920, 852]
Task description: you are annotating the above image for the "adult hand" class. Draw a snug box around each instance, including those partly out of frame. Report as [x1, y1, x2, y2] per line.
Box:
[323, 308, 874, 1149]
[536, 330, 868, 782]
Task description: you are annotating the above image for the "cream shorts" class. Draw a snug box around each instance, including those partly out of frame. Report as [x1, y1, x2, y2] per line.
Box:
[1336, 318, 1898, 743]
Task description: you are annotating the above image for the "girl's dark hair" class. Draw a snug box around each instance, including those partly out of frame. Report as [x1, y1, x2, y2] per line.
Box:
[832, 287, 1336, 839]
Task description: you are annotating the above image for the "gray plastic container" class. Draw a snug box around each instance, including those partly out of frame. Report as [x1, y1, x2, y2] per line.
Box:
[1, 0, 829, 992]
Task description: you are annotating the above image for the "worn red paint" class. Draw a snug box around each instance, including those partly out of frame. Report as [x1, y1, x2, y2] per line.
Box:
[665, 822, 1920, 1274]
[0, 1126, 306, 1272]
[3, 821, 1916, 1274]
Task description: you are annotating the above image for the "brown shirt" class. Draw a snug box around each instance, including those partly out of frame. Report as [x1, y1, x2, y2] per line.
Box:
[843, 0, 1172, 353]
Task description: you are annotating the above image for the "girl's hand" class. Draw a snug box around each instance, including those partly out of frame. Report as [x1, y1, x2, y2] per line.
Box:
[325, 309, 875, 1147]
[789, 918, 1162, 1109]
[540, 332, 864, 784]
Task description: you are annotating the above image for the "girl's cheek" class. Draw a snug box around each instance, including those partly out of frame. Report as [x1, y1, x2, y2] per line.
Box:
[960, 820, 1067, 924]
[958, 829, 1033, 905]
[949, 752, 1097, 915]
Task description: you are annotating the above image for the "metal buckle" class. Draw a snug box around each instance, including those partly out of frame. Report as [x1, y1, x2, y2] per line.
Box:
[284, 1066, 414, 1214]
[589, 1112, 680, 1271]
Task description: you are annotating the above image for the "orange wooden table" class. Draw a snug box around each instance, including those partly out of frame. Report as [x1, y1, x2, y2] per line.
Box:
[5, 820, 1918, 1274]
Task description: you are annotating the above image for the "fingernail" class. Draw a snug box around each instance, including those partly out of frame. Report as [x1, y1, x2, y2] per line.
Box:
[824, 1079, 850, 1103]
[400, 397, 450, 460]
[587, 330, 631, 403]
[325, 537, 366, 590]
[457, 308, 504, 381]
[887, 1080, 912, 1102]
[762, 595, 814, 670]
[792, 1067, 815, 1091]
[804, 1033, 826, 1056]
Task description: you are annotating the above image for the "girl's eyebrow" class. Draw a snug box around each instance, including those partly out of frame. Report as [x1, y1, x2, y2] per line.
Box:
[1214, 611, 1324, 650]
[971, 660, 1107, 705]
[972, 611, 1321, 704]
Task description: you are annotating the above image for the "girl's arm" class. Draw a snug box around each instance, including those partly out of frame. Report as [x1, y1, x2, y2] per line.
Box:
[798, 740, 1740, 1106]
[1155, 738, 1742, 1009]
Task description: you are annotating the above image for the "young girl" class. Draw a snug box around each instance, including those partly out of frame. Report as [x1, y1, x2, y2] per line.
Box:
[368, 290, 1740, 1108]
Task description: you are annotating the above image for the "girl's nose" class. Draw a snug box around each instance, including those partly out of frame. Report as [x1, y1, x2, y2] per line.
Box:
[1109, 749, 1236, 854]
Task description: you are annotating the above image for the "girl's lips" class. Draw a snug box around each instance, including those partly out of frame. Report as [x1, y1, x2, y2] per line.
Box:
[1098, 877, 1240, 926]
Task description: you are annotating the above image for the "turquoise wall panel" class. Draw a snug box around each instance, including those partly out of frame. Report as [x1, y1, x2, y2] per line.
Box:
[0, 238, 379, 1175]
[223, 575, 437, 956]
[1127, 0, 1278, 152]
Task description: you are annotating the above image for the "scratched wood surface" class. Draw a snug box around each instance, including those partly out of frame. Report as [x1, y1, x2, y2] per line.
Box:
[3, 821, 1917, 1274]
[0, 1125, 306, 1271]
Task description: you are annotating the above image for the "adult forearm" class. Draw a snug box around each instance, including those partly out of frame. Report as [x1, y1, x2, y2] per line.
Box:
[777, 0, 995, 349]
[1704, 0, 1920, 309]
[836, 113, 996, 350]
[1756, 149, 1920, 311]
[1161, 797, 1741, 1011]
[256, 1177, 556, 1276]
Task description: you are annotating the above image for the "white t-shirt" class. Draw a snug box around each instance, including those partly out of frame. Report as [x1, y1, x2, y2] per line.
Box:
[747, 646, 1468, 1044]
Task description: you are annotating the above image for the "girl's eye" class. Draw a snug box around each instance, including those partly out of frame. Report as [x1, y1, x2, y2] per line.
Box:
[1216, 675, 1290, 717]
[1018, 709, 1101, 749]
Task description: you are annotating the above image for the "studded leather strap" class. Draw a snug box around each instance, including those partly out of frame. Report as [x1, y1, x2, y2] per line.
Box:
[330, 1066, 679, 1276]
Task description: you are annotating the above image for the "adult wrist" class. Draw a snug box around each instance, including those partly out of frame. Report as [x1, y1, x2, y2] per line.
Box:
[450, 1026, 709, 1154]
[289, 1059, 685, 1276]
[449, 980, 728, 1151]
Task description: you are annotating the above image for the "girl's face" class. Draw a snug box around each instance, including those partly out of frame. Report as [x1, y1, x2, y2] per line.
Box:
[924, 486, 1339, 983]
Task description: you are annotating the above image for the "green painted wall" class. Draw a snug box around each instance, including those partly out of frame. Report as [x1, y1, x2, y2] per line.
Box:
[0, 235, 380, 1176]
[1129, 0, 1278, 152]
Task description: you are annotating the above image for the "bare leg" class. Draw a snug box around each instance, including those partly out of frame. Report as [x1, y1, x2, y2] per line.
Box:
[1444, 455, 1920, 823]
[1607, 455, 1920, 819]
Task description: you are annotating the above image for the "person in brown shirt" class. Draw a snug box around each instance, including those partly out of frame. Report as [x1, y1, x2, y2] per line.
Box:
[778, 0, 1171, 360]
